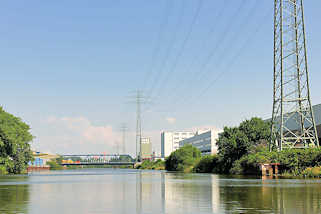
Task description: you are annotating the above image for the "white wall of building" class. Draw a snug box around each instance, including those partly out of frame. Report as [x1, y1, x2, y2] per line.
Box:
[161, 131, 195, 158]
[179, 130, 220, 155]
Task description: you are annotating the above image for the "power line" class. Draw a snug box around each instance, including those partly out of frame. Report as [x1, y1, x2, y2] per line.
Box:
[176, 3, 273, 108]
[145, 0, 190, 100]
[167, 0, 249, 107]
[145, 0, 203, 103]
[141, 0, 173, 90]
[159, 1, 228, 104]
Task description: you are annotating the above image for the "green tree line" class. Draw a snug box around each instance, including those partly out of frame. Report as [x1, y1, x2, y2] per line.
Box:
[164, 117, 321, 177]
[0, 107, 33, 174]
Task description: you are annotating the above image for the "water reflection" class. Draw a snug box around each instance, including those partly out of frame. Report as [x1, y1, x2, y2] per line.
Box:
[136, 171, 165, 213]
[0, 176, 29, 214]
[219, 177, 321, 214]
[162, 173, 221, 213]
[0, 170, 321, 214]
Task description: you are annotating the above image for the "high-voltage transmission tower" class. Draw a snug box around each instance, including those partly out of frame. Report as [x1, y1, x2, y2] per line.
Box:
[135, 90, 146, 162]
[128, 90, 148, 162]
[120, 123, 128, 154]
[271, 0, 319, 150]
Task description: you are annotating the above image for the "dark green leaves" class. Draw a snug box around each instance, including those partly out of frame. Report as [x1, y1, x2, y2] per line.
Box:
[0, 107, 33, 174]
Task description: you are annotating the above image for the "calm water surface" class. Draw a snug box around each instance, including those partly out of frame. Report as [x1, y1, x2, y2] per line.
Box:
[0, 168, 320, 214]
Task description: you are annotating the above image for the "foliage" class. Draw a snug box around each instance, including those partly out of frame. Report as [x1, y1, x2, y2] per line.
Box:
[162, 117, 321, 178]
[302, 166, 321, 178]
[55, 157, 64, 164]
[47, 160, 64, 170]
[193, 155, 220, 173]
[0, 107, 34, 174]
[216, 117, 271, 173]
[136, 159, 165, 170]
[0, 165, 7, 175]
[232, 148, 321, 176]
[165, 145, 201, 172]
[277, 148, 321, 173]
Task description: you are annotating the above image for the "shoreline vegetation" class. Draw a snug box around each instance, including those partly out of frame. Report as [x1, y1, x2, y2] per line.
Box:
[1, 109, 320, 179]
[138, 117, 321, 178]
[0, 107, 33, 175]
[135, 159, 165, 170]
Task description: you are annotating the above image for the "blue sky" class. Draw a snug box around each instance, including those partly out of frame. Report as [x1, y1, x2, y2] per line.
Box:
[1, 0, 320, 155]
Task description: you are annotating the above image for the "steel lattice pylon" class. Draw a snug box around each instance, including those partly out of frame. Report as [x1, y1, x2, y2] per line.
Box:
[271, 0, 319, 150]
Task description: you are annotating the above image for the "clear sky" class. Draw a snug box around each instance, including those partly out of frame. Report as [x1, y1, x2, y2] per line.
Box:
[1, 0, 320, 156]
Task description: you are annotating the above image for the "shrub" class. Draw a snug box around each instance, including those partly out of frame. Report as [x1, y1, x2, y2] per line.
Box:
[231, 148, 321, 175]
[165, 145, 201, 172]
[47, 160, 63, 170]
[302, 167, 321, 178]
[136, 159, 165, 170]
[193, 155, 219, 173]
[0, 165, 7, 175]
[277, 148, 321, 174]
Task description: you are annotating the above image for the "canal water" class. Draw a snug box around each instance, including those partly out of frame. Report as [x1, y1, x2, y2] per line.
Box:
[0, 168, 320, 214]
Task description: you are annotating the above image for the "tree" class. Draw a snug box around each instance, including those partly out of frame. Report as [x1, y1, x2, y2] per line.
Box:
[216, 117, 270, 173]
[165, 144, 201, 172]
[0, 107, 33, 174]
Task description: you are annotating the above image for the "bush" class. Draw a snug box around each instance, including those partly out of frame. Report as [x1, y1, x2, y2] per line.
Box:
[136, 159, 165, 170]
[165, 145, 201, 172]
[0, 165, 7, 175]
[193, 155, 219, 173]
[231, 148, 321, 175]
[47, 160, 63, 170]
[302, 167, 321, 178]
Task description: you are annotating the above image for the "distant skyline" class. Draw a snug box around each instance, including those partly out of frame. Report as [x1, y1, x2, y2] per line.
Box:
[1, 0, 320, 156]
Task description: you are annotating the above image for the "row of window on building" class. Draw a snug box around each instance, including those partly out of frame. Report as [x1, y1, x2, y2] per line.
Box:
[161, 130, 221, 158]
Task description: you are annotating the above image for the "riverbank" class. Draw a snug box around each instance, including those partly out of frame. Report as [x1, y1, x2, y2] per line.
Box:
[135, 159, 165, 170]
[160, 117, 321, 178]
[161, 144, 321, 178]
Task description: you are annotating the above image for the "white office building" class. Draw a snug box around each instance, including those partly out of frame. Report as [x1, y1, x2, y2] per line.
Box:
[179, 130, 220, 155]
[161, 131, 195, 158]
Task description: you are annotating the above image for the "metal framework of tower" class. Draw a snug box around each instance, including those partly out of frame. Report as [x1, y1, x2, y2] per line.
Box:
[271, 0, 319, 150]
[120, 123, 128, 154]
[135, 90, 143, 161]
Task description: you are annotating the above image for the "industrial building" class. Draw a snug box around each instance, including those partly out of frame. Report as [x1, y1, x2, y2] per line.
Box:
[179, 130, 220, 155]
[161, 131, 195, 158]
[140, 137, 152, 160]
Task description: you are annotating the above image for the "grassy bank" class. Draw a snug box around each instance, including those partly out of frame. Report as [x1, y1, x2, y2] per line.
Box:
[164, 147, 321, 177]
[135, 159, 165, 170]
[230, 148, 321, 177]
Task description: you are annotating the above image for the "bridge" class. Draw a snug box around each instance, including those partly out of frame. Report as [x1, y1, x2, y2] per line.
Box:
[59, 154, 136, 167]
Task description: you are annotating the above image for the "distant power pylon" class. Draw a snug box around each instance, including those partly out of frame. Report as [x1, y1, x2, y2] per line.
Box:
[120, 123, 128, 154]
[115, 140, 120, 155]
[128, 90, 148, 161]
[271, 0, 319, 150]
